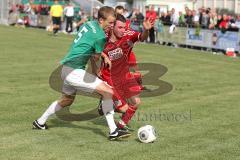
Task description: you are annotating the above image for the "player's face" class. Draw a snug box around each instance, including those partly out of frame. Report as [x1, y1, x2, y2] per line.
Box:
[101, 15, 116, 31]
[113, 20, 126, 38]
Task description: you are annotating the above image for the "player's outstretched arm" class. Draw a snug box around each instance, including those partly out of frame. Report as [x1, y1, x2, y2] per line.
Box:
[140, 18, 154, 41]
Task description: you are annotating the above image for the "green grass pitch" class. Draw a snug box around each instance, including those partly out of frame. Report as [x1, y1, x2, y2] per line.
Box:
[0, 25, 240, 160]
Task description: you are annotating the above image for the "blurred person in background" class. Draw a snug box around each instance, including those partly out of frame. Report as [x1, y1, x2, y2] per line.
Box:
[216, 14, 222, 29]
[178, 11, 185, 27]
[235, 15, 240, 29]
[154, 15, 164, 44]
[200, 10, 209, 29]
[132, 8, 144, 32]
[170, 8, 179, 25]
[115, 5, 124, 15]
[185, 9, 193, 27]
[50, 0, 63, 35]
[192, 10, 200, 27]
[64, 2, 74, 33]
[219, 14, 229, 33]
[209, 12, 217, 29]
[146, 5, 157, 43]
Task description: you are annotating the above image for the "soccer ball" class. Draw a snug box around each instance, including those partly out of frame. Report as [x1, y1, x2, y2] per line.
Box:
[138, 125, 157, 143]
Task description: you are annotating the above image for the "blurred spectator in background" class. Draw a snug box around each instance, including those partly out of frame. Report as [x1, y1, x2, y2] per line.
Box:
[219, 14, 229, 32]
[74, 6, 82, 31]
[76, 10, 88, 31]
[216, 14, 222, 29]
[209, 12, 217, 29]
[24, 0, 32, 14]
[123, 9, 130, 18]
[115, 5, 124, 15]
[235, 15, 240, 29]
[132, 8, 144, 32]
[228, 15, 239, 31]
[50, 0, 63, 35]
[170, 8, 179, 25]
[115, 5, 131, 29]
[64, 2, 74, 33]
[185, 6, 190, 14]
[92, 6, 99, 20]
[185, 9, 193, 27]
[178, 11, 185, 27]
[146, 5, 157, 43]
[192, 10, 200, 27]
[161, 11, 171, 25]
[39, 4, 50, 15]
[154, 16, 164, 44]
[201, 10, 209, 29]
[7, 1, 239, 36]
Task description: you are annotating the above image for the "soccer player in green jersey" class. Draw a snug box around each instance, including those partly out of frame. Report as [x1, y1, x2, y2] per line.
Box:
[33, 6, 130, 140]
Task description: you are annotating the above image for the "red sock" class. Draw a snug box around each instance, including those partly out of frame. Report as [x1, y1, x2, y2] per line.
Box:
[119, 105, 137, 127]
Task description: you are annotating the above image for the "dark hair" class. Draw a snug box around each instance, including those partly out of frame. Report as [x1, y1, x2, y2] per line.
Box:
[115, 5, 124, 11]
[98, 6, 115, 20]
[115, 13, 126, 24]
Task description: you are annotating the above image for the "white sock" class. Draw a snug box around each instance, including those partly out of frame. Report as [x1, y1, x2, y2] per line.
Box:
[37, 101, 62, 125]
[105, 111, 117, 134]
[102, 99, 117, 133]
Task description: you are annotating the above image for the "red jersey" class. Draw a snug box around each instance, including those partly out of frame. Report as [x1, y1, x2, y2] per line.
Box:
[101, 30, 141, 85]
[219, 20, 229, 29]
[126, 19, 131, 30]
[146, 10, 157, 23]
[125, 20, 137, 67]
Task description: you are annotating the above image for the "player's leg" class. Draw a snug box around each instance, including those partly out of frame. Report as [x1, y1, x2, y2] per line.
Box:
[65, 16, 69, 33]
[52, 17, 61, 35]
[61, 66, 130, 139]
[109, 88, 135, 130]
[95, 82, 131, 140]
[33, 94, 75, 129]
[55, 17, 61, 34]
[52, 17, 57, 35]
[117, 95, 141, 130]
[117, 78, 142, 129]
[33, 65, 77, 129]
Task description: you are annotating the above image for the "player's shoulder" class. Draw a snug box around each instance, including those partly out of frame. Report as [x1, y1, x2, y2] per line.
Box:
[85, 21, 105, 38]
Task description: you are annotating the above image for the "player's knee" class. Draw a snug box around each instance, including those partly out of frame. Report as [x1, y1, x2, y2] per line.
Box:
[96, 83, 113, 98]
[58, 95, 75, 107]
[118, 105, 128, 113]
[102, 89, 113, 99]
[131, 98, 141, 107]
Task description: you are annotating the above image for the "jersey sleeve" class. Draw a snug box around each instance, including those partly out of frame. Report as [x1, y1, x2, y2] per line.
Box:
[94, 37, 106, 54]
[125, 30, 141, 43]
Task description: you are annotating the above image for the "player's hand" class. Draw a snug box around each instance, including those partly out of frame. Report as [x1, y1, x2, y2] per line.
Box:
[103, 56, 112, 70]
[143, 18, 154, 30]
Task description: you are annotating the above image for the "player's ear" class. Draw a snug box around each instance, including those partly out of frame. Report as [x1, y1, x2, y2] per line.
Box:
[98, 18, 104, 25]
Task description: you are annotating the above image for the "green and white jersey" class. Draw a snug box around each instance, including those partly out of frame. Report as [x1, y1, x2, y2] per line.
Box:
[61, 21, 106, 69]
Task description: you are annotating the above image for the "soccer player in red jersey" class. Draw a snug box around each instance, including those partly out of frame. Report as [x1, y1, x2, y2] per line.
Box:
[99, 14, 154, 130]
[115, 6, 143, 88]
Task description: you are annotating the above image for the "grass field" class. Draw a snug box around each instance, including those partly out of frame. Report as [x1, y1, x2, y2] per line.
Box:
[0, 25, 240, 160]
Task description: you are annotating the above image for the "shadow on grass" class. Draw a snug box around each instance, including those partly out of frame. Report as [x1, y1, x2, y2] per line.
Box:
[48, 118, 107, 138]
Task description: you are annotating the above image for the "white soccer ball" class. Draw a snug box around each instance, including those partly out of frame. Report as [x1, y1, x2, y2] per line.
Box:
[138, 125, 157, 143]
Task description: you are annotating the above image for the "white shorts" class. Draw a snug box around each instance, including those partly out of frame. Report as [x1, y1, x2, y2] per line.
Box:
[61, 65, 103, 95]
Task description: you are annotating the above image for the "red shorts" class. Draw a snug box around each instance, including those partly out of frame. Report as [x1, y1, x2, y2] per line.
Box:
[110, 74, 142, 110]
[128, 51, 137, 67]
